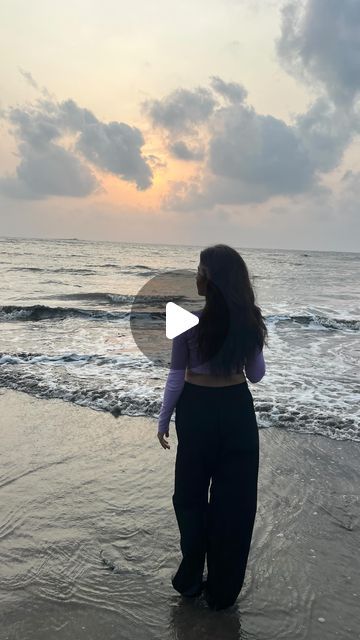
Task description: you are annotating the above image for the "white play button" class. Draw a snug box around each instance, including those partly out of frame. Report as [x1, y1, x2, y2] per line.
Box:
[166, 302, 199, 339]
[130, 269, 212, 369]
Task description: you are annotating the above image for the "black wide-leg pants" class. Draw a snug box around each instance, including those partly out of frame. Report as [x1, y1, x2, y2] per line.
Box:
[171, 381, 259, 611]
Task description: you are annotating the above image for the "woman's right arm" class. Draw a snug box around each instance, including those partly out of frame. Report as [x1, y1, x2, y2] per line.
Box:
[245, 345, 266, 382]
[157, 368, 186, 435]
[157, 332, 188, 435]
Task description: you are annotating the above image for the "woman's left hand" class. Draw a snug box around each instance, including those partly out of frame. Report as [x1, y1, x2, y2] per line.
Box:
[157, 431, 170, 450]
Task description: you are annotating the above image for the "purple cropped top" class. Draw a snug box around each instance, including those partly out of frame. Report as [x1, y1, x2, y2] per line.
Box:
[157, 310, 266, 435]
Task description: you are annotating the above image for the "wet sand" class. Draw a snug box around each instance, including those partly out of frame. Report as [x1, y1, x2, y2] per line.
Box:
[0, 388, 359, 640]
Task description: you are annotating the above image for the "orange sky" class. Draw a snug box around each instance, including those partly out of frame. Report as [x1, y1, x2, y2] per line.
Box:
[0, 0, 359, 251]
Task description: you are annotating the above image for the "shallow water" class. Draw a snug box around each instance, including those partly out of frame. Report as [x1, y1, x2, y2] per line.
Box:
[1, 390, 359, 639]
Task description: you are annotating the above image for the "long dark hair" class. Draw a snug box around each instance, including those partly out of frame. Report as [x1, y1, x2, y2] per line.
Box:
[197, 244, 268, 375]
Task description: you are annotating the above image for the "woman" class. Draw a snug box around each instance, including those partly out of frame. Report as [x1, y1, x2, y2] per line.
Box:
[157, 244, 268, 611]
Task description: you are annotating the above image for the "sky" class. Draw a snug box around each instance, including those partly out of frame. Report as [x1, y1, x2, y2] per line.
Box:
[0, 0, 359, 251]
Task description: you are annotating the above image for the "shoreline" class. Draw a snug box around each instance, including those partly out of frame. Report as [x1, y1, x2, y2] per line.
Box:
[0, 388, 359, 640]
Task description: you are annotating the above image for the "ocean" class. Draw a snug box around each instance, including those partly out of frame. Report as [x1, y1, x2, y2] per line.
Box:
[0, 237, 359, 441]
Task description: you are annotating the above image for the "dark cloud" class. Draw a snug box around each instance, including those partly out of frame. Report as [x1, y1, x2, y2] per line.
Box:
[57, 98, 153, 190]
[295, 98, 359, 172]
[277, 0, 360, 105]
[0, 143, 99, 199]
[209, 76, 247, 104]
[141, 87, 217, 133]
[209, 105, 313, 196]
[0, 94, 153, 199]
[169, 141, 204, 161]
[7, 103, 62, 147]
[56, 98, 99, 130]
[75, 119, 152, 191]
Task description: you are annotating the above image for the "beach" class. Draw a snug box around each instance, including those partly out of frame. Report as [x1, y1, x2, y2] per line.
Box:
[0, 239, 359, 638]
[0, 388, 359, 640]
[1, 0, 360, 633]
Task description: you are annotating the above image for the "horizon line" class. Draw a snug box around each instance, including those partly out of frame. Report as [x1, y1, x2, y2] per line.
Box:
[0, 234, 358, 255]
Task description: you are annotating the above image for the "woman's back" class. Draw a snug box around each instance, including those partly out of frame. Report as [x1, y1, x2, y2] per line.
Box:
[158, 243, 268, 435]
[170, 309, 265, 379]
[157, 309, 265, 434]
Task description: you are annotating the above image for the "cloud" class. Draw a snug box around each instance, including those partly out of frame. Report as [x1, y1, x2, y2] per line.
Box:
[163, 100, 318, 210]
[75, 120, 152, 191]
[295, 97, 359, 173]
[146, 154, 167, 170]
[0, 143, 100, 199]
[156, 71, 359, 211]
[18, 67, 39, 90]
[209, 104, 314, 195]
[141, 86, 217, 134]
[209, 76, 248, 104]
[17, 68, 57, 101]
[0, 92, 153, 199]
[277, 0, 360, 105]
[169, 141, 204, 161]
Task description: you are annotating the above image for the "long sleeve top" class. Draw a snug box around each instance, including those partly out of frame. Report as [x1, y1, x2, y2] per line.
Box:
[157, 310, 266, 435]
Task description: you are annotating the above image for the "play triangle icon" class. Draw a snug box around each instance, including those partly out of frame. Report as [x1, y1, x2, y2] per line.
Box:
[166, 302, 199, 339]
